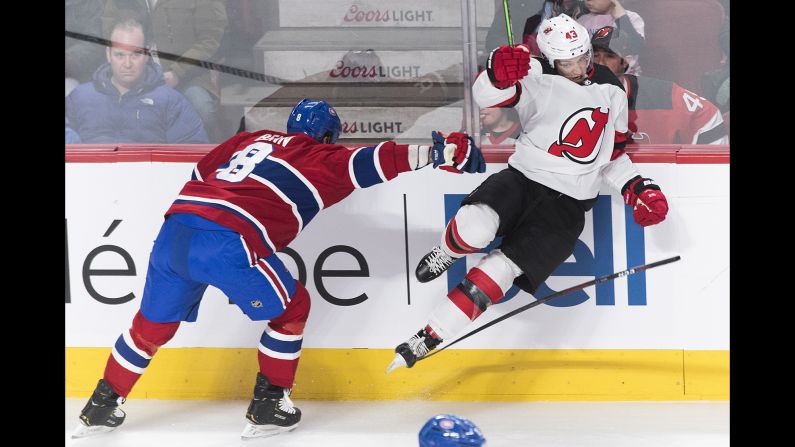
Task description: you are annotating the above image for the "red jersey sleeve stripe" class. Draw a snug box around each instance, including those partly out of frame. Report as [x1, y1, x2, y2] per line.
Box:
[379, 142, 412, 178]
[349, 142, 407, 189]
[489, 83, 523, 108]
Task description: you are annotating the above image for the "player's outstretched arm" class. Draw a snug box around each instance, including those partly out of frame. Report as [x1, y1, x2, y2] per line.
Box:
[344, 131, 486, 190]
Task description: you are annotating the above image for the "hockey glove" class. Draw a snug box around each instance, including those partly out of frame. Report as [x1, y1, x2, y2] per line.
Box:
[431, 131, 486, 174]
[622, 176, 669, 227]
[487, 44, 531, 89]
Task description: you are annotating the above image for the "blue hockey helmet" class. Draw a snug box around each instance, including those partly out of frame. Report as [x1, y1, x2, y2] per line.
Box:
[419, 414, 486, 446]
[286, 98, 342, 144]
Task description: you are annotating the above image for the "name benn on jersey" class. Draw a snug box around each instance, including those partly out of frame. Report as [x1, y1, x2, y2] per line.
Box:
[255, 133, 295, 146]
[548, 107, 609, 164]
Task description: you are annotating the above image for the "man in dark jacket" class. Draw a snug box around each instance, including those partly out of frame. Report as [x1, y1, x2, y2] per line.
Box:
[101, 0, 227, 142]
[66, 18, 208, 144]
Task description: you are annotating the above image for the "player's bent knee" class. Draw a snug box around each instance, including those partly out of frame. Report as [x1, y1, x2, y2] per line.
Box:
[290, 282, 311, 320]
[471, 249, 523, 296]
[269, 281, 311, 335]
[130, 310, 180, 353]
[456, 204, 501, 247]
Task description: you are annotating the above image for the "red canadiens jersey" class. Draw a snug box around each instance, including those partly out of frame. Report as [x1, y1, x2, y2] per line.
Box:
[624, 75, 728, 145]
[166, 130, 412, 259]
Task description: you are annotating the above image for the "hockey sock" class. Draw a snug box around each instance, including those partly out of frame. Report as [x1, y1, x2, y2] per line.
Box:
[427, 249, 522, 340]
[258, 281, 311, 389]
[440, 204, 500, 258]
[103, 310, 180, 397]
[467, 249, 523, 303]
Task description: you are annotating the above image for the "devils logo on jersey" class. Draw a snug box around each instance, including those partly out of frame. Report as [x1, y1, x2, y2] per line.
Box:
[548, 107, 609, 164]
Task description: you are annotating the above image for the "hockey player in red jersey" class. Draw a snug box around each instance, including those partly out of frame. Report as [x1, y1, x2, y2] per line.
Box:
[589, 26, 728, 145]
[73, 98, 486, 440]
[388, 14, 669, 372]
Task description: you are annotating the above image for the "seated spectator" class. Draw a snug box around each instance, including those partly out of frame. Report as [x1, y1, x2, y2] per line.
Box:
[66, 19, 208, 144]
[522, 1, 585, 56]
[591, 27, 728, 145]
[102, 0, 228, 143]
[577, 0, 645, 75]
[480, 107, 522, 145]
[702, 20, 729, 114]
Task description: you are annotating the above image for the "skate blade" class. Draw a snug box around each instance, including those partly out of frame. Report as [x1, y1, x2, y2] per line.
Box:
[240, 421, 299, 439]
[385, 353, 408, 374]
[71, 421, 117, 439]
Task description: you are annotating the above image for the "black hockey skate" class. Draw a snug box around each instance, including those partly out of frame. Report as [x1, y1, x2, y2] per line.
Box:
[241, 372, 301, 439]
[72, 379, 126, 439]
[416, 246, 457, 283]
[386, 328, 443, 373]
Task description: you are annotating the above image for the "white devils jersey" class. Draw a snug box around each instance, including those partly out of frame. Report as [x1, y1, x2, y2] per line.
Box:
[473, 58, 629, 200]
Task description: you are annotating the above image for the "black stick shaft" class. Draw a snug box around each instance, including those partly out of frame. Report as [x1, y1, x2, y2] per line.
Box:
[418, 255, 680, 361]
[65, 30, 287, 84]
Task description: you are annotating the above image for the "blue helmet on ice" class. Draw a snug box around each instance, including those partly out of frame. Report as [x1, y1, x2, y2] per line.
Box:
[419, 414, 486, 446]
[286, 98, 342, 144]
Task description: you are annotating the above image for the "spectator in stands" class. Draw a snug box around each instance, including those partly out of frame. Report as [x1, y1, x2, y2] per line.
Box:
[591, 26, 728, 145]
[521, 1, 585, 56]
[702, 20, 729, 114]
[102, 0, 228, 142]
[66, 18, 209, 144]
[480, 107, 522, 146]
[577, 0, 645, 75]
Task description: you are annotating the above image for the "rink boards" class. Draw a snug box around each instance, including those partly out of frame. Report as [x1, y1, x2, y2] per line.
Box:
[65, 147, 729, 401]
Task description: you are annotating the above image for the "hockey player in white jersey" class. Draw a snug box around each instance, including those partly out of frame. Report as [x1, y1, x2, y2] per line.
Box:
[388, 14, 669, 371]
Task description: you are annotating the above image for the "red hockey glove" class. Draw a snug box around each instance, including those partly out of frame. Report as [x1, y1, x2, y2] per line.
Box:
[431, 131, 486, 174]
[622, 176, 669, 227]
[486, 44, 531, 89]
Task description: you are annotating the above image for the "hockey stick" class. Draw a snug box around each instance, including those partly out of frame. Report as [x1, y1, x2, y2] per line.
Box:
[65, 30, 287, 84]
[502, 0, 514, 46]
[416, 255, 681, 362]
